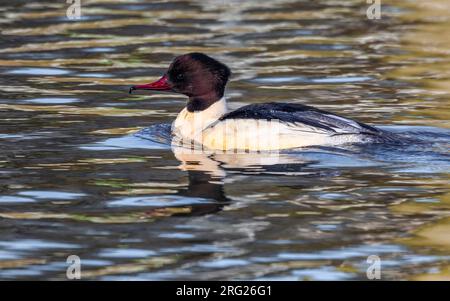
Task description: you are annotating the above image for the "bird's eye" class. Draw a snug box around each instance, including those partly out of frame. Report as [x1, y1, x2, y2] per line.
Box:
[176, 74, 184, 81]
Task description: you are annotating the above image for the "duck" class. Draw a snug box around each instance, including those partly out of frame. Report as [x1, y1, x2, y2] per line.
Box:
[129, 52, 396, 151]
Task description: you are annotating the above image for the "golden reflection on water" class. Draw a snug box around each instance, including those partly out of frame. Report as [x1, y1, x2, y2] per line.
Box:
[389, 0, 450, 127]
[386, 0, 450, 280]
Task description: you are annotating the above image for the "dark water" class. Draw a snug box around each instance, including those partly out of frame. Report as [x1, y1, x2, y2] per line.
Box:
[0, 0, 449, 280]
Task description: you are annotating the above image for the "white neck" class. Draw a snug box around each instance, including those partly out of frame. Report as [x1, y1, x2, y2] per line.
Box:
[172, 97, 228, 140]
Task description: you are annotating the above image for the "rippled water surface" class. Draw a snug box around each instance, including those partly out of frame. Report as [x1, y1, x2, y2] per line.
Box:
[0, 0, 449, 280]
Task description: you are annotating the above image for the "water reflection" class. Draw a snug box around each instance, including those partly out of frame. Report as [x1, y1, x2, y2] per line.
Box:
[0, 0, 449, 280]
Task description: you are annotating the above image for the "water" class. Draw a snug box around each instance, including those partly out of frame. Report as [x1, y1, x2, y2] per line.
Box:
[0, 0, 449, 280]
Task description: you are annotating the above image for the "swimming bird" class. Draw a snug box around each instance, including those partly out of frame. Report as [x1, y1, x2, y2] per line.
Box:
[129, 53, 395, 151]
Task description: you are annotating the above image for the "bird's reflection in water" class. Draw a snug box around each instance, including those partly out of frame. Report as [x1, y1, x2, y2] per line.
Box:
[133, 124, 346, 217]
[171, 143, 313, 216]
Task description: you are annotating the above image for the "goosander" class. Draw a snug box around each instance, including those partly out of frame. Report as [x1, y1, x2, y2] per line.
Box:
[130, 53, 395, 151]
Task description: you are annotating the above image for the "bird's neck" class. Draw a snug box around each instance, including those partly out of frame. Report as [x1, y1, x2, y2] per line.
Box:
[172, 97, 228, 139]
[186, 91, 223, 112]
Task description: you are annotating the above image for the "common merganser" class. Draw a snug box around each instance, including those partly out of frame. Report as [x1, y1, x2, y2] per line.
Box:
[129, 53, 396, 151]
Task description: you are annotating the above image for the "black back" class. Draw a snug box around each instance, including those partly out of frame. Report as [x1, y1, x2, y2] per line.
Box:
[220, 102, 382, 136]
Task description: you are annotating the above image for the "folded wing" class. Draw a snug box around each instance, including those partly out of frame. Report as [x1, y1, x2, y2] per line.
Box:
[219, 102, 382, 136]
